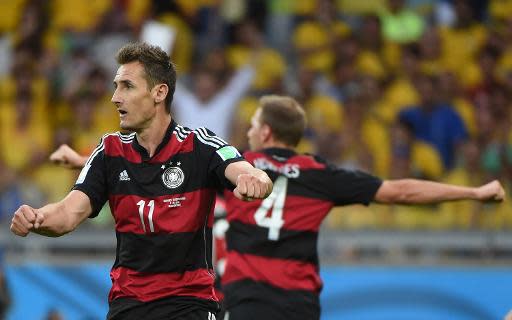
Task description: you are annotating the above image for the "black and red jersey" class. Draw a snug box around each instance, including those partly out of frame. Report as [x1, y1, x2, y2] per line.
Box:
[222, 148, 382, 318]
[73, 120, 244, 318]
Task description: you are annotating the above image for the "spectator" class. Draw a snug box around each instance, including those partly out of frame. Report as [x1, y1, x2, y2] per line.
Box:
[399, 73, 468, 170]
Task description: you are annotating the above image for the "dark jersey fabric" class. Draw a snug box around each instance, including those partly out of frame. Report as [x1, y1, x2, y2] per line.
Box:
[73, 120, 243, 317]
[222, 148, 382, 318]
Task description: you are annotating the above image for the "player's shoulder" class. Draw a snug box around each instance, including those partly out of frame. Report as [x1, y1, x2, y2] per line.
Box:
[172, 123, 193, 142]
[191, 126, 230, 149]
[291, 153, 328, 170]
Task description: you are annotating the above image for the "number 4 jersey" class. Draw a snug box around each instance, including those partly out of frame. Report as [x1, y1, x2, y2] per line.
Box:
[222, 148, 382, 318]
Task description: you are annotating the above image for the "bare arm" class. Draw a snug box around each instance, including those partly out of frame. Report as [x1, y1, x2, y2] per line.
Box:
[50, 144, 88, 169]
[225, 161, 273, 201]
[211, 65, 255, 110]
[10, 190, 93, 237]
[374, 179, 505, 204]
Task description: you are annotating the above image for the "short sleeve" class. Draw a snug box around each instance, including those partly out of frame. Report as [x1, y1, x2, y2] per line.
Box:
[310, 162, 383, 206]
[193, 127, 245, 190]
[72, 138, 109, 218]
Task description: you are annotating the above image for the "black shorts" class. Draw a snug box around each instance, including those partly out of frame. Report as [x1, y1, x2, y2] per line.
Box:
[223, 280, 320, 320]
[108, 296, 220, 320]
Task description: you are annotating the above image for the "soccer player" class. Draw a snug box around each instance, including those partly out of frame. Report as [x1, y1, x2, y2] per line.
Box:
[10, 42, 272, 320]
[220, 95, 504, 320]
[48, 95, 505, 320]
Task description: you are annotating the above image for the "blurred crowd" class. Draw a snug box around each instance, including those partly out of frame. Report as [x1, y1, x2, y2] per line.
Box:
[0, 0, 511, 231]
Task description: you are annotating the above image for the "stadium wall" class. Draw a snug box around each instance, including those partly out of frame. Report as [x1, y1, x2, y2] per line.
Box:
[4, 264, 511, 319]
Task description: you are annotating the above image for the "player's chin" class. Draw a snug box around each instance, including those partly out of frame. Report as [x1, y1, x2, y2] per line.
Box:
[120, 121, 134, 131]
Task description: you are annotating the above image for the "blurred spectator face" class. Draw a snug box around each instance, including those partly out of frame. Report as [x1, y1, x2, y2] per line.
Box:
[478, 48, 498, 80]
[475, 94, 493, 139]
[53, 127, 73, 149]
[194, 70, 219, 103]
[454, 0, 474, 26]
[360, 15, 381, 47]
[359, 75, 381, 103]
[74, 94, 95, 128]
[437, 71, 458, 98]
[297, 67, 316, 93]
[334, 61, 356, 86]
[315, 0, 337, 23]
[419, 28, 441, 59]
[204, 49, 229, 79]
[388, 0, 405, 13]
[462, 141, 481, 170]
[401, 46, 420, 76]
[13, 68, 33, 92]
[334, 36, 359, 62]
[415, 75, 436, 107]
[15, 91, 32, 128]
[235, 21, 262, 48]
[89, 68, 109, 97]
[490, 88, 508, 119]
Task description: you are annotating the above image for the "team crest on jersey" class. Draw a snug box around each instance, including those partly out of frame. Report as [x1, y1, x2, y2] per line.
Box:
[162, 166, 185, 189]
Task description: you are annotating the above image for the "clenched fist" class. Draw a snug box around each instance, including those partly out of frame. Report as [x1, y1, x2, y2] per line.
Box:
[10, 205, 44, 237]
[233, 169, 273, 201]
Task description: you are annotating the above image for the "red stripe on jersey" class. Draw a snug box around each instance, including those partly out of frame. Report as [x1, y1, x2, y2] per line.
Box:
[104, 134, 142, 163]
[109, 266, 218, 302]
[222, 251, 322, 293]
[244, 151, 327, 170]
[224, 192, 332, 232]
[110, 190, 215, 234]
[148, 132, 194, 164]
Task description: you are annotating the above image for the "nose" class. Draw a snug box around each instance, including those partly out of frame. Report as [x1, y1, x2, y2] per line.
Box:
[111, 88, 121, 106]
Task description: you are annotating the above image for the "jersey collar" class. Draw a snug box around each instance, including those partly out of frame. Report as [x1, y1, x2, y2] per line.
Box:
[132, 120, 177, 161]
[262, 147, 297, 160]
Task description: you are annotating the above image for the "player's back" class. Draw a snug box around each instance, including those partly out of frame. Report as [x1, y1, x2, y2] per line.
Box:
[222, 148, 335, 318]
[222, 147, 382, 319]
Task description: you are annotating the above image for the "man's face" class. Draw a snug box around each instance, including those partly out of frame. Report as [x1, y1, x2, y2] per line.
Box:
[247, 108, 264, 151]
[111, 61, 156, 132]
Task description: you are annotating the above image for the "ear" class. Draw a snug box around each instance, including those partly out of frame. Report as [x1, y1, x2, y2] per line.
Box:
[261, 124, 272, 142]
[153, 84, 169, 105]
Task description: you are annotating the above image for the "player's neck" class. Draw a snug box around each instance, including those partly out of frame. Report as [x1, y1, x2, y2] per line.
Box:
[263, 140, 294, 151]
[136, 113, 172, 157]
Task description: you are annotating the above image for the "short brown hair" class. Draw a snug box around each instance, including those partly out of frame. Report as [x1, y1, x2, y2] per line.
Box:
[259, 95, 306, 147]
[116, 42, 176, 113]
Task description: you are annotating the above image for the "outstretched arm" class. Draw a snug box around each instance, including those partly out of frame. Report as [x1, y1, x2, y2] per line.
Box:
[225, 161, 273, 201]
[50, 144, 88, 169]
[374, 179, 505, 204]
[11, 190, 93, 237]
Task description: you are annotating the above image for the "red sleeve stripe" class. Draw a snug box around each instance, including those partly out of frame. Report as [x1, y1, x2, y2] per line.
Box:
[222, 251, 322, 293]
[109, 266, 218, 303]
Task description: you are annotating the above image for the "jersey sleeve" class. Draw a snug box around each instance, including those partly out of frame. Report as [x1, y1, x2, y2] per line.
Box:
[194, 127, 245, 190]
[72, 138, 109, 218]
[316, 163, 383, 206]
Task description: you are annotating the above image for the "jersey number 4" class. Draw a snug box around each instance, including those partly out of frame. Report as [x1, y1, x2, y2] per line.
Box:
[254, 176, 288, 241]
